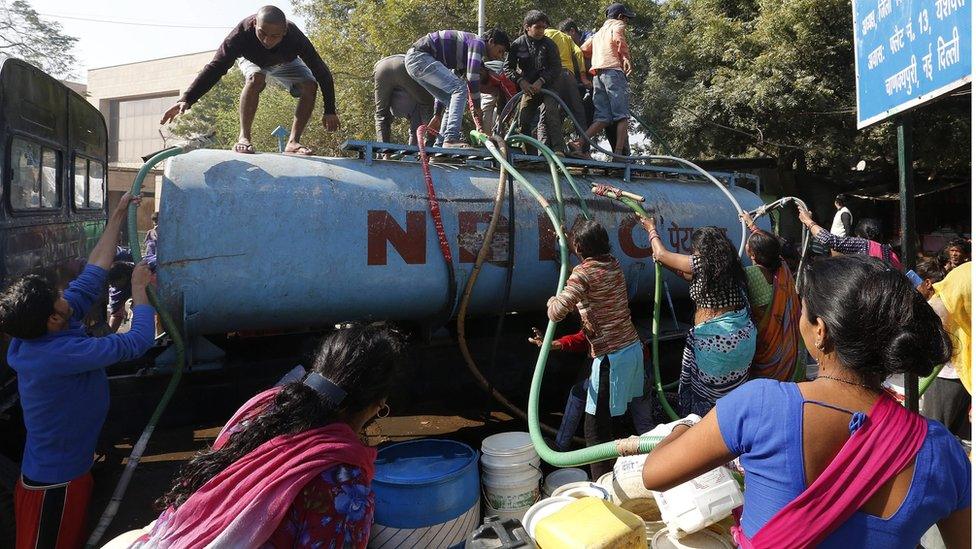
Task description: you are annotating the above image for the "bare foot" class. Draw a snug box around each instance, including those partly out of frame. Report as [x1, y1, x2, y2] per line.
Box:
[284, 142, 314, 155]
[233, 139, 256, 154]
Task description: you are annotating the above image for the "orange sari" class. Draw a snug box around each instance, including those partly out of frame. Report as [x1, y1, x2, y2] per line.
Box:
[751, 264, 800, 381]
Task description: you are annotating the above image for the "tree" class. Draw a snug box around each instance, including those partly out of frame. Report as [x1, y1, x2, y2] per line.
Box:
[0, 0, 78, 78]
[630, 0, 969, 175]
[171, 0, 969, 176]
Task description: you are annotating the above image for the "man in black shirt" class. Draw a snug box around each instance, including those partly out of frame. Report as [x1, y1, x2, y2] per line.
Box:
[160, 5, 339, 155]
[504, 10, 565, 155]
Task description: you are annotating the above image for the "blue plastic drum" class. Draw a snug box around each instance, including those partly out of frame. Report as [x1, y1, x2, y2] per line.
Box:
[369, 439, 481, 548]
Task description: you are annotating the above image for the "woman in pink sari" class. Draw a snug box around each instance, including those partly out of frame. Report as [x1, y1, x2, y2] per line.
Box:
[642, 255, 970, 548]
[130, 323, 404, 548]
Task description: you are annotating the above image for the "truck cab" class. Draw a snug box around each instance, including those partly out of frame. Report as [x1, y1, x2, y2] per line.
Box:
[0, 57, 108, 543]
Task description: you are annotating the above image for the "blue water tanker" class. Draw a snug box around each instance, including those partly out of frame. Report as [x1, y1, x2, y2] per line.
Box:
[154, 149, 766, 336]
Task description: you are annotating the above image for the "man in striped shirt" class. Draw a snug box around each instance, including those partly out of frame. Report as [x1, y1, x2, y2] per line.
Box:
[404, 29, 510, 148]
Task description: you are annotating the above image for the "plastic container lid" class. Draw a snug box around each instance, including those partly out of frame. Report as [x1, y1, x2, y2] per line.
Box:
[374, 439, 478, 485]
[482, 432, 536, 456]
[520, 496, 576, 538]
[650, 529, 734, 549]
[543, 468, 589, 495]
[549, 481, 611, 500]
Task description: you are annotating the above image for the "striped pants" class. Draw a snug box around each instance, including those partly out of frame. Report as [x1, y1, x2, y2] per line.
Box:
[15, 472, 93, 549]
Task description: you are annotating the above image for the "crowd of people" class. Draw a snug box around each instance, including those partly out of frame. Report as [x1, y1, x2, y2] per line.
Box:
[0, 3, 970, 548]
[159, 4, 635, 159]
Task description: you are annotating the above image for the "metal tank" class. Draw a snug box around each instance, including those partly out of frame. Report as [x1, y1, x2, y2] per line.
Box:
[155, 149, 767, 336]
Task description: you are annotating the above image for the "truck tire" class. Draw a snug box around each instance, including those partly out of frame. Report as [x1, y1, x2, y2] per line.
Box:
[0, 453, 17, 547]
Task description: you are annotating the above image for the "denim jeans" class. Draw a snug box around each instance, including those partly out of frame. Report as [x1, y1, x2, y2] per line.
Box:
[592, 68, 629, 124]
[404, 48, 467, 143]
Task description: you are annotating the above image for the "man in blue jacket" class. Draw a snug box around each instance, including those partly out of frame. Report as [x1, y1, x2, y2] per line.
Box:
[0, 192, 156, 549]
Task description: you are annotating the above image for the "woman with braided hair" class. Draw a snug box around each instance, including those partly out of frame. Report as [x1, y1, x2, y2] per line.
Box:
[128, 323, 405, 548]
[640, 216, 756, 417]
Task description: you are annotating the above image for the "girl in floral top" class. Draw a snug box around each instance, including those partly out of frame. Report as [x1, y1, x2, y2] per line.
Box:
[131, 323, 404, 548]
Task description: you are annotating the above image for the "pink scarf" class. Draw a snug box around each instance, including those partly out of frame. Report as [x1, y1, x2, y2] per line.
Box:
[731, 394, 927, 549]
[133, 389, 377, 548]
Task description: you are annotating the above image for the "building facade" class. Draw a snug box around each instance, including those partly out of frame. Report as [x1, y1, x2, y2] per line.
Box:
[86, 51, 217, 232]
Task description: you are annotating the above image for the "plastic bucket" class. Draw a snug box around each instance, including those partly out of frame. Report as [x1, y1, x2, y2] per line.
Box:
[543, 467, 589, 496]
[650, 528, 734, 549]
[481, 432, 542, 521]
[549, 481, 611, 500]
[520, 496, 576, 538]
[370, 439, 481, 548]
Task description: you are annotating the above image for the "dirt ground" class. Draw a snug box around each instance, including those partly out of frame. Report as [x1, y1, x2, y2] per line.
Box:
[85, 320, 688, 543]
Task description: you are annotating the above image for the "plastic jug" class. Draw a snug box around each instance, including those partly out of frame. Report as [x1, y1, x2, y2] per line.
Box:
[466, 516, 535, 548]
[534, 497, 645, 549]
[650, 465, 743, 538]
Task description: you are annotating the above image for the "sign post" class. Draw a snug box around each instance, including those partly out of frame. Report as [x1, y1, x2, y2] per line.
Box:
[897, 115, 918, 411]
[852, 0, 970, 411]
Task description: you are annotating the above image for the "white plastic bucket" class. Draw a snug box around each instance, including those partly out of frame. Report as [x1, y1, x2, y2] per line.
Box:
[543, 467, 589, 496]
[650, 528, 734, 549]
[481, 432, 542, 522]
[550, 481, 611, 500]
[520, 496, 576, 538]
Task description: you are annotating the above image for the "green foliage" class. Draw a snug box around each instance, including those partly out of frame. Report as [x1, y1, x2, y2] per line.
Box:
[632, 0, 969, 174]
[171, 0, 969, 174]
[0, 0, 78, 78]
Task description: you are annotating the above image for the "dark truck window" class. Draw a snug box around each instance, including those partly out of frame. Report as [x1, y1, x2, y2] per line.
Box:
[73, 155, 105, 209]
[10, 137, 60, 210]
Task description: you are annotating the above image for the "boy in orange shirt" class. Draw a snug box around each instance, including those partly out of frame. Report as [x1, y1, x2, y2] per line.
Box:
[571, 3, 635, 157]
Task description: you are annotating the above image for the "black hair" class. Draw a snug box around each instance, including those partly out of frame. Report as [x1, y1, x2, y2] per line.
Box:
[0, 275, 57, 339]
[523, 10, 550, 28]
[853, 218, 882, 242]
[746, 229, 782, 271]
[915, 257, 945, 283]
[691, 227, 746, 293]
[945, 238, 970, 256]
[256, 5, 287, 26]
[801, 255, 951, 385]
[108, 261, 134, 289]
[557, 18, 580, 34]
[151, 211, 159, 223]
[834, 193, 848, 207]
[483, 28, 511, 50]
[571, 220, 611, 259]
[158, 322, 405, 510]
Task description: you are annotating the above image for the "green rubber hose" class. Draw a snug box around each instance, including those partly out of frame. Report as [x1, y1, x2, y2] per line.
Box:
[86, 145, 193, 548]
[614, 196, 680, 422]
[473, 131, 663, 467]
[505, 134, 591, 221]
[918, 365, 942, 396]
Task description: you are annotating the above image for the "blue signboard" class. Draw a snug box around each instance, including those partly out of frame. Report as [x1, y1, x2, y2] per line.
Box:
[852, 0, 971, 128]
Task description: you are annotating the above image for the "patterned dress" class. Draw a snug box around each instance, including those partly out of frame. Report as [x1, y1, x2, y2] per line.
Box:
[262, 464, 374, 549]
[678, 256, 756, 417]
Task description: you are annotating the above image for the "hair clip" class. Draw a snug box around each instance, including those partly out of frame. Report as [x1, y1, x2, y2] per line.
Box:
[304, 372, 347, 405]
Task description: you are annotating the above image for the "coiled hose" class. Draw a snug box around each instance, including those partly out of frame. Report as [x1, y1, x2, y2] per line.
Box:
[85, 140, 204, 548]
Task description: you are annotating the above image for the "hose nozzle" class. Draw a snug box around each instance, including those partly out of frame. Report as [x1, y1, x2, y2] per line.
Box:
[591, 183, 645, 203]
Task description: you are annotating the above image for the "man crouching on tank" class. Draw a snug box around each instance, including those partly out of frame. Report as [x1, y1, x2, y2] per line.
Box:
[160, 5, 340, 155]
[0, 192, 156, 548]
